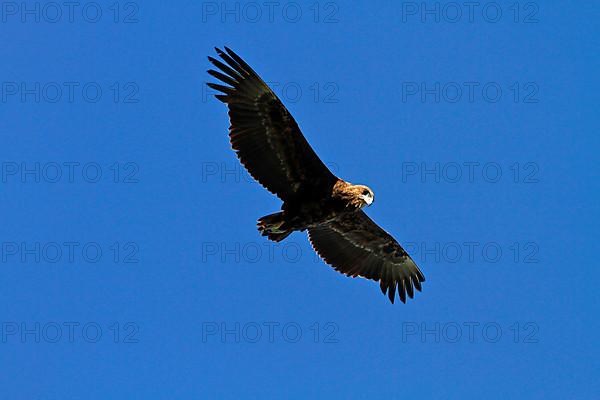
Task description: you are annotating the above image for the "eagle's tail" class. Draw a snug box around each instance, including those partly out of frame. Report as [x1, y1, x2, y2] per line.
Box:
[257, 212, 292, 242]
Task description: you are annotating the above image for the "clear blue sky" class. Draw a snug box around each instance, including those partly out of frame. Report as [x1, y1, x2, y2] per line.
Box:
[1, 1, 598, 398]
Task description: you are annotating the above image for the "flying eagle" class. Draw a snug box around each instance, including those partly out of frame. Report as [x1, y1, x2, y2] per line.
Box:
[207, 47, 425, 303]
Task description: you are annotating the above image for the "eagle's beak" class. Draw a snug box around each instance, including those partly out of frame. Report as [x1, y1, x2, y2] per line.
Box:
[362, 195, 374, 206]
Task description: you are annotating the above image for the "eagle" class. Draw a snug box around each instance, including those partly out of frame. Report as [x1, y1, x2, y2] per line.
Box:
[207, 47, 425, 304]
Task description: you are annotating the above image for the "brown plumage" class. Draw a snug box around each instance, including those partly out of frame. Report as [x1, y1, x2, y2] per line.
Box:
[207, 46, 425, 303]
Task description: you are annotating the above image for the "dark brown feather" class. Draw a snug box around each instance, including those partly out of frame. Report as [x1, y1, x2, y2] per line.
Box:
[207, 47, 337, 200]
[308, 211, 425, 304]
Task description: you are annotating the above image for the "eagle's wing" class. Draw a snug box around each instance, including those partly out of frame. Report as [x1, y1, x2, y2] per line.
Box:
[308, 211, 425, 304]
[207, 47, 338, 201]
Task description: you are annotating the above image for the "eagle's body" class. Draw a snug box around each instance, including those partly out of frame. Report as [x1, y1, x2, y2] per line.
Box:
[259, 179, 373, 241]
[207, 47, 425, 303]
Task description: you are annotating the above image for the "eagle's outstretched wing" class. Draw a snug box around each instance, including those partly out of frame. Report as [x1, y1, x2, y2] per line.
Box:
[207, 47, 337, 201]
[308, 211, 425, 303]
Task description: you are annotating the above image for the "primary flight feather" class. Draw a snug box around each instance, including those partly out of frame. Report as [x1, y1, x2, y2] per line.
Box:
[207, 46, 425, 303]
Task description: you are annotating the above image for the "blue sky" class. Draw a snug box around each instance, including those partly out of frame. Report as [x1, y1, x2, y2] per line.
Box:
[1, 1, 598, 398]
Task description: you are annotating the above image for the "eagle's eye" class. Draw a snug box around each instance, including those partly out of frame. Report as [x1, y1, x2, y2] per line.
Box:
[362, 190, 370, 196]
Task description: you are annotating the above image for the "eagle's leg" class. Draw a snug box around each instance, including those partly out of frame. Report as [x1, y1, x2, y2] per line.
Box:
[257, 212, 293, 242]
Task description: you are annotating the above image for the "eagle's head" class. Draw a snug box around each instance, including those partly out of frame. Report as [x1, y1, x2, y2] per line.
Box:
[354, 185, 375, 208]
[334, 181, 375, 209]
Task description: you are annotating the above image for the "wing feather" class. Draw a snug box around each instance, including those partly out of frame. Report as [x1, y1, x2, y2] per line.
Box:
[207, 47, 337, 200]
[308, 211, 425, 304]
